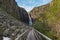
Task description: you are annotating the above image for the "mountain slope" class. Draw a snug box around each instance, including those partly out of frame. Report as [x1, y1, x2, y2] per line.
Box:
[30, 0, 60, 40]
[0, 0, 29, 24]
[0, 6, 31, 40]
[0, 0, 30, 39]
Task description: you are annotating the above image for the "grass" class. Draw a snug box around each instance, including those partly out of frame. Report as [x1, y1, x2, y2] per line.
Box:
[32, 21, 60, 40]
[32, 0, 60, 40]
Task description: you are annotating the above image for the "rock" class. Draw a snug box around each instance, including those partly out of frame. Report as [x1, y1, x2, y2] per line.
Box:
[0, 10, 30, 39]
[0, 0, 29, 24]
[30, 0, 60, 38]
[19, 7, 29, 24]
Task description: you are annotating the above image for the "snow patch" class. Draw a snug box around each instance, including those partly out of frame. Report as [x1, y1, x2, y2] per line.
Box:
[3, 37, 11, 40]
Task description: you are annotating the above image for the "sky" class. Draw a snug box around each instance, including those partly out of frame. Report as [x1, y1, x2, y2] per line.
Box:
[15, 0, 52, 12]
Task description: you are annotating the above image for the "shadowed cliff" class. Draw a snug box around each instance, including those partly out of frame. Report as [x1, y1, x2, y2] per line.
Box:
[0, 0, 29, 24]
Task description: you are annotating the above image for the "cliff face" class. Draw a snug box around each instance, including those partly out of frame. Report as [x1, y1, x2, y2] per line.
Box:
[30, 1, 53, 19]
[0, 7, 31, 40]
[0, 0, 30, 39]
[0, 0, 29, 24]
[30, 0, 60, 39]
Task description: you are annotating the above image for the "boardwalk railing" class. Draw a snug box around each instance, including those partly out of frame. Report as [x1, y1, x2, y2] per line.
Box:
[34, 29, 52, 40]
[14, 27, 52, 40]
[15, 28, 52, 40]
[15, 29, 30, 40]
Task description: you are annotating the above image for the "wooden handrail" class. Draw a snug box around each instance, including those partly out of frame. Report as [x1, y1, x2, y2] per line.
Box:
[34, 29, 52, 40]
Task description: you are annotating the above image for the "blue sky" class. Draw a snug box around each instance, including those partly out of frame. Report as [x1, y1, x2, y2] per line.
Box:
[15, 0, 52, 12]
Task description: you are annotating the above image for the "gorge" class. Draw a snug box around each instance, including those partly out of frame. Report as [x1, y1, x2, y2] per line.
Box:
[0, 0, 60, 40]
[15, 0, 52, 26]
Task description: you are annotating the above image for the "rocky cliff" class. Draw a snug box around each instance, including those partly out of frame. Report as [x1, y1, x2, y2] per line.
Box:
[30, 0, 60, 40]
[30, 0, 53, 19]
[0, 0, 30, 40]
[0, 7, 31, 40]
[0, 0, 29, 24]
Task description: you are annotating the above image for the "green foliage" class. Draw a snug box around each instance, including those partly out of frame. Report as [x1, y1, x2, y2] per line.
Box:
[32, 21, 59, 40]
[32, 0, 60, 40]
[32, 21, 49, 35]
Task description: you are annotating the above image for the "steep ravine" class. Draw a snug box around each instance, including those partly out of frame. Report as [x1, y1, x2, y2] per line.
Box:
[0, 0, 60, 40]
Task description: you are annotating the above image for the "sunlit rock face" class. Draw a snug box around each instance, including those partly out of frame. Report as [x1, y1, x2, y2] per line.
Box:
[0, 0, 29, 24]
[30, 0, 60, 38]
[30, 1, 53, 19]
[15, 0, 52, 24]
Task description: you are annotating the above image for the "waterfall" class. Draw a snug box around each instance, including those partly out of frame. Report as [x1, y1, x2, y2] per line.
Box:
[28, 13, 32, 26]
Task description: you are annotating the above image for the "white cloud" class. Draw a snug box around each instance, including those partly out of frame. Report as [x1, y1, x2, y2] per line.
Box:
[25, 6, 34, 12]
[19, 5, 34, 12]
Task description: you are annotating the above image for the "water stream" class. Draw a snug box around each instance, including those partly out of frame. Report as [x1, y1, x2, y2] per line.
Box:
[28, 13, 32, 26]
[15, 0, 52, 26]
